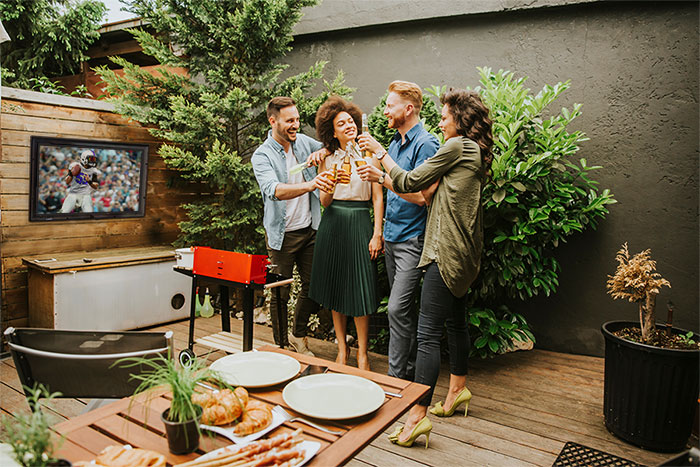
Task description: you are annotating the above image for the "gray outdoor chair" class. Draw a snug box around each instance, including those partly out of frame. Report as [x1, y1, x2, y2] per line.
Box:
[4, 327, 173, 411]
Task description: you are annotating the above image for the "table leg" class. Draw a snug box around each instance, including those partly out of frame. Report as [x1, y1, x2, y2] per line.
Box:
[219, 285, 230, 333]
[242, 286, 254, 351]
[188, 276, 198, 350]
[275, 286, 285, 349]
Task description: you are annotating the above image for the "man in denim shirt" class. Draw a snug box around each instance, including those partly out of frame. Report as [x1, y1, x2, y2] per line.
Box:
[358, 81, 440, 380]
[252, 97, 333, 355]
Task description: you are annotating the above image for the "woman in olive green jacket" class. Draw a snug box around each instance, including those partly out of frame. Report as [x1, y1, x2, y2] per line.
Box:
[359, 89, 493, 448]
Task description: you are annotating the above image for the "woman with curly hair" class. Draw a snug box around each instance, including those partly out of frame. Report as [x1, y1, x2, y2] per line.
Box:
[309, 96, 384, 371]
[359, 89, 493, 448]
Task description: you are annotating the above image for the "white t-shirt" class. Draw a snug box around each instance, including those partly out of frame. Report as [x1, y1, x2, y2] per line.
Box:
[67, 162, 100, 195]
[284, 147, 312, 231]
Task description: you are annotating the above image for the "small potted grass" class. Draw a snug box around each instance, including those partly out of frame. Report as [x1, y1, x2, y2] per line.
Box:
[118, 353, 222, 455]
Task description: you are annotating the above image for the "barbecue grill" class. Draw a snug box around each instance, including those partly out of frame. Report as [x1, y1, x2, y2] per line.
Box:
[174, 247, 292, 364]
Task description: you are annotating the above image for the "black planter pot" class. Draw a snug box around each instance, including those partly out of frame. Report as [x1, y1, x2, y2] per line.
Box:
[602, 320, 699, 452]
[47, 460, 72, 466]
[161, 406, 202, 455]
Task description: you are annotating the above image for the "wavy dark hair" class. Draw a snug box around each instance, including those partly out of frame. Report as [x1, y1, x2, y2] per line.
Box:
[440, 89, 493, 174]
[315, 96, 363, 153]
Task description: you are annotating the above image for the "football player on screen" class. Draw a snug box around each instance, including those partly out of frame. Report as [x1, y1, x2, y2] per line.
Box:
[60, 149, 101, 213]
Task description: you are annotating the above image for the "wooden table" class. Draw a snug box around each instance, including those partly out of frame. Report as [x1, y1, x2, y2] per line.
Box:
[52, 346, 429, 466]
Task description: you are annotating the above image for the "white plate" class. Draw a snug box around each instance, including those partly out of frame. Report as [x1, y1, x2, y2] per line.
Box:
[283, 374, 385, 420]
[197, 440, 320, 466]
[201, 407, 285, 445]
[210, 351, 301, 388]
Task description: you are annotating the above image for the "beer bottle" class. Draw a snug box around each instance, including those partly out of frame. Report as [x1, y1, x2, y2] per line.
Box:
[341, 156, 352, 184]
[361, 113, 372, 159]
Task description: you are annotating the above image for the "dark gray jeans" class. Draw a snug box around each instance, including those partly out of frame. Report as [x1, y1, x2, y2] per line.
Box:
[266, 226, 319, 345]
[385, 235, 424, 380]
[415, 261, 470, 406]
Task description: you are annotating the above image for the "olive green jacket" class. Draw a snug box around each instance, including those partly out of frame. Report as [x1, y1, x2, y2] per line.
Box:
[390, 136, 484, 297]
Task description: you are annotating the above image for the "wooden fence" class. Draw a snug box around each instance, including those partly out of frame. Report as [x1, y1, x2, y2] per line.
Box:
[0, 87, 203, 331]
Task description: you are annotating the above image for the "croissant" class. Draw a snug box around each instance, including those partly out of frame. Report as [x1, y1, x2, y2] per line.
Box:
[73, 445, 166, 467]
[234, 399, 273, 436]
[192, 386, 249, 425]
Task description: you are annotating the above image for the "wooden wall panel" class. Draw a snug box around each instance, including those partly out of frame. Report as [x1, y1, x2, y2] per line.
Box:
[0, 92, 200, 333]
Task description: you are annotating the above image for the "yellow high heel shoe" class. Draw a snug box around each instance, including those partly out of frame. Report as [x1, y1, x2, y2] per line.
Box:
[429, 387, 472, 417]
[387, 416, 432, 448]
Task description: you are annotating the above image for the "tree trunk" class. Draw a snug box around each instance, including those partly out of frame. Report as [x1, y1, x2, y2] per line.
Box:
[639, 293, 657, 343]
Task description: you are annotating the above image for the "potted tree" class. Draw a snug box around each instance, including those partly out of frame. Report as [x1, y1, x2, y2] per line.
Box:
[1, 385, 71, 466]
[119, 353, 221, 455]
[603, 243, 699, 452]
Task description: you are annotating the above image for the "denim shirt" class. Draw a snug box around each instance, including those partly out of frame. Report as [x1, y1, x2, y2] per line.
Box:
[384, 122, 440, 243]
[251, 131, 323, 250]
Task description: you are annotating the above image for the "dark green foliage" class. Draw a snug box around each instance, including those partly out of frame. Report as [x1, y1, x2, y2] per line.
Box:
[0, 0, 106, 88]
[96, 0, 352, 252]
[368, 69, 616, 357]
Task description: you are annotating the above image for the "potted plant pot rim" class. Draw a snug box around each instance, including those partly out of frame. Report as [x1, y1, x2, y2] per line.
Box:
[602, 320, 700, 355]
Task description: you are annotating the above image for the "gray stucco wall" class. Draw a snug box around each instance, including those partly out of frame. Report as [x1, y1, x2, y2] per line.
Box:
[282, 1, 699, 356]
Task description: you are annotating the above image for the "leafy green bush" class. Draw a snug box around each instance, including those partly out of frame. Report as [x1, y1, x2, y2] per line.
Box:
[367, 68, 615, 357]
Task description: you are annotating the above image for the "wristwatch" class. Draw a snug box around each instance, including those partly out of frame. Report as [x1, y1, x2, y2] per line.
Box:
[377, 173, 386, 185]
[375, 149, 387, 160]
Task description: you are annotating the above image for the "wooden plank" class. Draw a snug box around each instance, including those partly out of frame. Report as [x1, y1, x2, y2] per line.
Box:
[27, 269, 55, 328]
[1, 231, 179, 257]
[0, 162, 29, 179]
[354, 444, 430, 467]
[21, 245, 177, 273]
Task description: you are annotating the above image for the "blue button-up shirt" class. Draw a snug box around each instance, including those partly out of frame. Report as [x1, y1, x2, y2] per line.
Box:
[251, 131, 323, 250]
[384, 122, 440, 243]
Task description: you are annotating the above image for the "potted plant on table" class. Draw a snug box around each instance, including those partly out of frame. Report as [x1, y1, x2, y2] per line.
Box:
[118, 353, 222, 455]
[603, 243, 699, 452]
[1, 385, 71, 466]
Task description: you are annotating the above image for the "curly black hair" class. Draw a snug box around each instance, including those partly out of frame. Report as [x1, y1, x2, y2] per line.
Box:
[314, 96, 363, 153]
[440, 90, 494, 174]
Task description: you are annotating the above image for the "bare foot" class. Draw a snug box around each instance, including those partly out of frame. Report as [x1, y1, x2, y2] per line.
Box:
[336, 346, 350, 365]
[357, 352, 370, 371]
[398, 413, 423, 443]
[443, 386, 465, 412]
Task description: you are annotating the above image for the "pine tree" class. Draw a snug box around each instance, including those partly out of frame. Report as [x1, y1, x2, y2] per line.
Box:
[96, 0, 351, 252]
[0, 0, 106, 88]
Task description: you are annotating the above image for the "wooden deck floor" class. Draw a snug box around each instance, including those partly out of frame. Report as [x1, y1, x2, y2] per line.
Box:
[1, 316, 688, 466]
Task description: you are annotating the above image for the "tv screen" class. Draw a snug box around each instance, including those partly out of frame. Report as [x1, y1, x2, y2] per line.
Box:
[29, 136, 149, 221]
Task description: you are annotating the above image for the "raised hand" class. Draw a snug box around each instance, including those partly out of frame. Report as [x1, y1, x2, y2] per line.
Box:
[306, 148, 330, 167]
[356, 163, 383, 183]
[357, 133, 383, 156]
[313, 170, 336, 193]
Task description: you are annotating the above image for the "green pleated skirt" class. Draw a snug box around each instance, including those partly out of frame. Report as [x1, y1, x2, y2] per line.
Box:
[309, 200, 378, 317]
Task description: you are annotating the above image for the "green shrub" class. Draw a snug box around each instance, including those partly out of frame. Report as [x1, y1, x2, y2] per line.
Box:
[368, 68, 616, 357]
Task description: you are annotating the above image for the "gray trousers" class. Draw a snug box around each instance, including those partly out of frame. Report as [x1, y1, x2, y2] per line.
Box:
[266, 226, 319, 345]
[385, 235, 424, 380]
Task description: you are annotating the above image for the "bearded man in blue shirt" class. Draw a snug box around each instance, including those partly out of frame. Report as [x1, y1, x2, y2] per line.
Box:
[252, 97, 333, 356]
[357, 81, 440, 380]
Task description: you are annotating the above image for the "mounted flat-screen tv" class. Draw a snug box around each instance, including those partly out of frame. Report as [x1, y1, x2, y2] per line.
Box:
[29, 136, 149, 221]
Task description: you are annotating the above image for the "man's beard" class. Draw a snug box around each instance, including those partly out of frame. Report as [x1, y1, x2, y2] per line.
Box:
[389, 113, 405, 129]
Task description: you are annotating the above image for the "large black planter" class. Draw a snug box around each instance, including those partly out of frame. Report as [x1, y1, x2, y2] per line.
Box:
[161, 406, 202, 455]
[602, 320, 699, 452]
